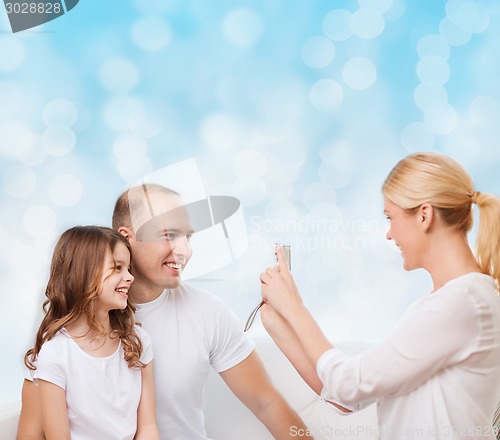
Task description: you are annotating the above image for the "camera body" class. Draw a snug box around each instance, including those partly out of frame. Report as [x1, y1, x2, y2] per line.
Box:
[274, 244, 291, 271]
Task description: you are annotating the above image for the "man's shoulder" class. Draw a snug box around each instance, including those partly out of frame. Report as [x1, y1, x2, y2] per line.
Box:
[178, 283, 225, 307]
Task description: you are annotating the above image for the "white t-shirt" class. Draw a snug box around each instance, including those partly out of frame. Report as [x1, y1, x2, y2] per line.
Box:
[26, 325, 153, 440]
[134, 283, 255, 440]
[317, 272, 500, 439]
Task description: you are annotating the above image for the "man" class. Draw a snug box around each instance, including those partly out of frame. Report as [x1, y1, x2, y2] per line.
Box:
[18, 183, 310, 440]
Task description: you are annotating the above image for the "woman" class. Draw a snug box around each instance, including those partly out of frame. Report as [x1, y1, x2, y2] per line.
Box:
[260, 152, 500, 439]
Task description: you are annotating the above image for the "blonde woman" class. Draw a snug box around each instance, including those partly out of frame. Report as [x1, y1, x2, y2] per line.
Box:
[260, 152, 500, 439]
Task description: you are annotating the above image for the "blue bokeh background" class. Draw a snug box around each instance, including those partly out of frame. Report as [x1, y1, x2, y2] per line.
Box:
[1, 0, 500, 405]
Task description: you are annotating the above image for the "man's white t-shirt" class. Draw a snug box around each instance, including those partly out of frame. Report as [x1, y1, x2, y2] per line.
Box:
[317, 272, 500, 439]
[134, 283, 255, 440]
[26, 325, 153, 440]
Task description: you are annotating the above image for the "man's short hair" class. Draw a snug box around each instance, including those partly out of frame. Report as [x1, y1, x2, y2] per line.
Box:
[112, 183, 179, 232]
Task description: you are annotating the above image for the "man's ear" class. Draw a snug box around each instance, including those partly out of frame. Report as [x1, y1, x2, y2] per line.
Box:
[419, 203, 434, 232]
[118, 226, 134, 241]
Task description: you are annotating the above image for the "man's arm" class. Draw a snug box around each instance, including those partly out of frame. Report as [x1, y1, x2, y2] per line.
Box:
[17, 379, 45, 440]
[219, 350, 312, 440]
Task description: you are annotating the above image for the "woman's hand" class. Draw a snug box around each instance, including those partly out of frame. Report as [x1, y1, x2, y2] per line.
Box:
[260, 245, 303, 319]
[260, 302, 291, 338]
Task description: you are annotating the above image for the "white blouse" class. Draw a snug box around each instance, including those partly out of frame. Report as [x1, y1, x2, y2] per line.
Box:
[317, 273, 500, 439]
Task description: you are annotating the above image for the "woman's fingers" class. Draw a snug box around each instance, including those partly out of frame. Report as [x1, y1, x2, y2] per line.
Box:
[260, 267, 277, 285]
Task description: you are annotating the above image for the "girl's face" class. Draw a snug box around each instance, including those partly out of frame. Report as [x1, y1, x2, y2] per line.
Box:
[99, 242, 134, 312]
[384, 197, 425, 271]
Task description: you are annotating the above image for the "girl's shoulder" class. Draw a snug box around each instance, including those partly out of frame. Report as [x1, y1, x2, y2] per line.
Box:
[132, 324, 154, 364]
[36, 329, 72, 370]
[40, 328, 71, 352]
[132, 324, 152, 344]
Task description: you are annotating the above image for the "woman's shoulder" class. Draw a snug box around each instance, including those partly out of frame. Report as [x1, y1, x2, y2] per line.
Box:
[416, 272, 500, 326]
[438, 272, 498, 305]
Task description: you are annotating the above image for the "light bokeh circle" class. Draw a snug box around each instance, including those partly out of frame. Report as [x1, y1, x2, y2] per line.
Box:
[48, 174, 83, 207]
[102, 96, 145, 131]
[232, 175, 267, 206]
[416, 55, 450, 86]
[446, 0, 490, 34]
[0, 36, 26, 73]
[16, 134, 48, 166]
[413, 84, 448, 111]
[343, 57, 377, 90]
[131, 16, 172, 52]
[424, 103, 458, 135]
[113, 133, 148, 157]
[323, 9, 353, 41]
[401, 122, 435, 152]
[0, 81, 24, 118]
[233, 149, 268, 177]
[301, 36, 335, 69]
[43, 99, 78, 127]
[417, 34, 450, 59]
[469, 95, 500, 129]
[23, 205, 57, 238]
[439, 17, 472, 46]
[0, 120, 31, 158]
[222, 8, 264, 47]
[351, 8, 385, 39]
[3, 166, 37, 198]
[118, 153, 153, 182]
[200, 113, 243, 150]
[42, 126, 77, 156]
[99, 58, 140, 94]
[309, 79, 343, 111]
[358, 0, 394, 13]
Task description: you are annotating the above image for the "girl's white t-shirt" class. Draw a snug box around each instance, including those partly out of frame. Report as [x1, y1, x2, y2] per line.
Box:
[27, 325, 153, 440]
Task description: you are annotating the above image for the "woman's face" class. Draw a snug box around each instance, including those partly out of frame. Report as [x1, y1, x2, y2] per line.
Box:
[384, 197, 425, 271]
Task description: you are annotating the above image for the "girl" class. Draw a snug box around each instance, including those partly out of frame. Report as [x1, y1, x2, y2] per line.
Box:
[24, 226, 159, 440]
[260, 152, 500, 438]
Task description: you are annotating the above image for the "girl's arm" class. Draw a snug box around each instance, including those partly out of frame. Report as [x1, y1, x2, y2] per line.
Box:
[134, 361, 160, 440]
[17, 379, 45, 440]
[38, 380, 70, 440]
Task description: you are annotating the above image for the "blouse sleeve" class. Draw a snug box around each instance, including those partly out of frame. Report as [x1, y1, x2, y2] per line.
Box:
[317, 289, 479, 407]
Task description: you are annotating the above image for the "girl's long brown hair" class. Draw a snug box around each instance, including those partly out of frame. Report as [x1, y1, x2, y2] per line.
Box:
[25, 226, 144, 370]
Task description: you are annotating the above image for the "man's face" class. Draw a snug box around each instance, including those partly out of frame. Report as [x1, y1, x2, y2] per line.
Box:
[128, 192, 194, 291]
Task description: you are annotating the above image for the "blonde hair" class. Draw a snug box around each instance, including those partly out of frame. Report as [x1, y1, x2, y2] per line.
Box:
[383, 152, 500, 289]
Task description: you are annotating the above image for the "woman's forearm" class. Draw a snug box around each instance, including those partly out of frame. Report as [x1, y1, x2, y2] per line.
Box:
[284, 303, 334, 372]
[261, 304, 324, 395]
